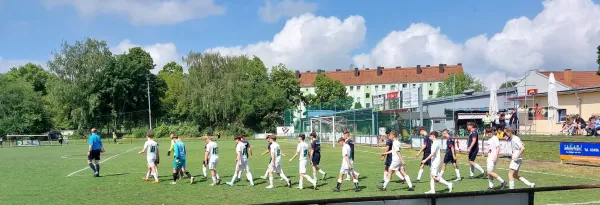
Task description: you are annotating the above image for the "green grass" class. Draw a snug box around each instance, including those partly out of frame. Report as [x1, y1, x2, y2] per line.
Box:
[0, 138, 599, 205]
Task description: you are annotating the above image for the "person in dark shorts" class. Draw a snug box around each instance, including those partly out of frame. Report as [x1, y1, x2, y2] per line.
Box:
[466, 122, 485, 178]
[381, 130, 405, 184]
[87, 128, 104, 177]
[440, 129, 462, 181]
[414, 127, 431, 182]
[310, 132, 327, 181]
[343, 131, 360, 181]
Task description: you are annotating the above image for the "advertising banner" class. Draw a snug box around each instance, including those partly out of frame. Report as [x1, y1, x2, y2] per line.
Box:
[373, 94, 385, 111]
[559, 142, 600, 163]
[276, 126, 294, 136]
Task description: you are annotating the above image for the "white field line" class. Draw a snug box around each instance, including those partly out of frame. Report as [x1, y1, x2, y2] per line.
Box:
[547, 201, 600, 205]
[279, 140, 600, 181]
[66, 147, 139, 177]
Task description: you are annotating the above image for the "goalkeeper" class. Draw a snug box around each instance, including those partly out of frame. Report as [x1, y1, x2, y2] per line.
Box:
[167, 133, 184, 179]
[171, 135, 194, 184]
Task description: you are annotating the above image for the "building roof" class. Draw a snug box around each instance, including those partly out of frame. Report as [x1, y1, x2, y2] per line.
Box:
[424, 87, 517, 105]
[539, 70, 600, 88]
[298, 64, 464, 87]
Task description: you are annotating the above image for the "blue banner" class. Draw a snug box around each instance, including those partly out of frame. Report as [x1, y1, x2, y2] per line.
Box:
[560, 142, 600, 163]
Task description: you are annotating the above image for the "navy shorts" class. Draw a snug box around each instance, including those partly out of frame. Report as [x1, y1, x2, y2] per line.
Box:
[312, 154, 321, 166]
[422, 154, 431, 166]
[88, 149, 101, 161]
[443, 154, 456, 164]
[384, 157, 392, 167]
[468, 150, 478, 161]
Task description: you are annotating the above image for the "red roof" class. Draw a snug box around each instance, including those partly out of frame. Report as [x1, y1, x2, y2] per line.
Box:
[298, 64, 464, 87]
[540, 70, 600, 88]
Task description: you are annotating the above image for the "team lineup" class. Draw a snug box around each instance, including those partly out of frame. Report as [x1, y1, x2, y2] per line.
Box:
[86, 122, 536, 193]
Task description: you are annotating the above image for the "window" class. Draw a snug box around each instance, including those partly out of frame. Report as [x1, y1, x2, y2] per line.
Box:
[365, 93, 370, 98]
[433, 119, 444, 123]
[391, 85, 396, 90]
[382, 85, 386, 89]
[412, 84, 416, 88]
[438, 83, 442, 87]
[350, 86, 354, 91]
[366, 103, 371, 108]
[375, 85, 379, 90]
[402, 84, 407, 88]
[356, 86, 361, 90]
[357, 97, 361, 102]
[557, 109, 567, 122]
[428, 90, 434, 96]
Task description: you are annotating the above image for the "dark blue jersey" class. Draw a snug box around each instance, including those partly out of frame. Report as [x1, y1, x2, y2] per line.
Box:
[311, 140, 321, 155]
[267, 142, 272, 151]
[445, 138, 455, 156]
[385, 139, 393, 159]
[423, 136, 431, 154]
[347, 139, 355, 160]
[242, 140, 251, 149]
[467, 131, 479, 152]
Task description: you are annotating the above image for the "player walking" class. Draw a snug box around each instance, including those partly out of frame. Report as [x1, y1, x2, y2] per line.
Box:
[205, 136, 221, 185]
[378, 131, 414, 191]
[87, 128, 104, 177]
[167, 133, 184, 179]
[333, 137, 360, 192]
[310, 133, 327, 181]
[261, 136, 273, 179]
[485, 127, 506, 190]
[227, 136, 255, 186]
[466, 122, 486, 178]
[139, 132, 160, 183]
[422, 131, 453, 194]
[289, 134, 317, 189]
[235, 134, 253, 182]
[504, 128, 535, 189]
[415, 127, 431, 182]
[439, 129, 462, 181]
[171, 135, 194, 185]
[381, 130, 405, 184]
[266, 136, 291, 189]
[343, 131, 360, 181]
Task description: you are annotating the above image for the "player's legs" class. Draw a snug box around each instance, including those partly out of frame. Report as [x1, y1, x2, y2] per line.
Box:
[266, 164, 276, 188]
[400, 168, 414, 190]
[440, 163, 447, 177]
[245, 162, 254, 186]
[276, 165, 291, 187]
[179, 161, 194, 184]
[452, 162, 462, 181]
[227, 164, 241, 186]
[151, 165, 159, 183]
[417, 162, 425, 181]
[509, 160, 534, 189]
[468, 152, 484, 178]
[311, 154, 326, 180]
[202, 161, 207, 178]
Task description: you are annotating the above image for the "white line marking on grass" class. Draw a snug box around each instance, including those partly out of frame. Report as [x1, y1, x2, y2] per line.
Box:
[547, 200, 600, 205]
[66, 147, 139, 177]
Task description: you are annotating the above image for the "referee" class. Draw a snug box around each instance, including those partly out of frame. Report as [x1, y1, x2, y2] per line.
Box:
[88, 128, 104, 177]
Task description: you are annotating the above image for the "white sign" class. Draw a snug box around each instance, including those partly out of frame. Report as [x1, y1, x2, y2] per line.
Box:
[373, 94, 385, 105]
[401, 87, 420, 109]
[276, 126, 294, 136]
[378, 127, 387, 136]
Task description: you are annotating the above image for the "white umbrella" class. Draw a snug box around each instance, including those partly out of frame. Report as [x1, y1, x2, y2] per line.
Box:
[489, 83, 499, 121]
[548, 73, 559, 135]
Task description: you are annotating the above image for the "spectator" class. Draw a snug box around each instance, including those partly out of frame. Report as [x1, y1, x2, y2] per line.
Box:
[574, 115, 586, 135]
[493, 113, 500, 128]
[590, 115, 600, 137]
[510, 111, 519, 134]
[498, 113, 506, 130]
[562, 116, 573, 135]
[483, 112, 492, 128]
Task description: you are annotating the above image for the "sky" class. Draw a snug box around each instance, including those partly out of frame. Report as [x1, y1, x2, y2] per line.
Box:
[1, 0, 600, 88]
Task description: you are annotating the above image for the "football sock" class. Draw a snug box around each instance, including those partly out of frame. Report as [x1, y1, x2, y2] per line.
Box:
[474, 164, 484, 174]
[439, 177, 451, 186]
[185, 171, 191, 178]
[383, 178, 390, 189]
[336, 179, 342, 189]
[212, 176, 216, 184]
[203, 167, 207, 177]
[429, 178, 435, 191]
[299, 177, 303, 187]
[519, 177, 533, 186]
[305, 175, 316, 184]
[280, 173, 290, 183]
[313, 173, 317, 181]
[230, 173, 238, 184]
[95, 164, 100, 174]
[88, 163, 96, 173]
[269, 176, 274, 186]
[172, 173, 178, 182]
[488, 179, 494, 188]
[237, 171, 242, 180]
[146, 171, 151, 179]
[509, 180, 515, 189]
[455, 169, 461, 179]
[383, 171, 388, 181]
[497, 176, 505, 183]
[152, 170, 158, 180]
[469, 166, 475, 176]
[319, 169, 326, 175]
[264, 169, 269, 178]
[216, 173, 220, 179]
[246, 172, 254, 185]
[405, 175, 413, 188]
[417, 169, 423, 180]
[395, 171, 405, 180]
[439, 170, 445, 177]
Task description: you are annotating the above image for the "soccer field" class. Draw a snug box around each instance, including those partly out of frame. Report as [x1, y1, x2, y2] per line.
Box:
[1, 138, 599, 205]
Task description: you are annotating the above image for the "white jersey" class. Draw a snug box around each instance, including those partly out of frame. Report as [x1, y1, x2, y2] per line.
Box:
[391, 139, 402, 161]
[270, 142, 282, 164]
[342, 144, 351, 166]
[510, 136, 524, 159]
[430, 139, 442, 167]
[487, 135, 500, 160]
[144, 140, 158, 160]
[236, 142, 248, 161]
[206, 141, 219, 161]
[296, 142, 309, 161]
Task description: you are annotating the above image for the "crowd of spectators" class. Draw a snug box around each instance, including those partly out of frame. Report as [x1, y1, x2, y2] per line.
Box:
[561, 114, 600, 136]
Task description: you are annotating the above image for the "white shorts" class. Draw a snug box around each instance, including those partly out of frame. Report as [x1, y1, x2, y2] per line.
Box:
[299, 160, 307, 174]
[509, 159, 523, 171]
[208, 159, 218, 170]
[486, 159, 497, 172]
[430, 164, 441, 176]
[268, 163, 282, 173]
[339, 167, 354, 175]
[147, 158, 156, 167]
[237, 160, 248, 171]
[389, 160, 404, 171]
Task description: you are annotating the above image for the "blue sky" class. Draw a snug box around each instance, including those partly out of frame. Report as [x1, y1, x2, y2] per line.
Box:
[1, 0, 599, 86]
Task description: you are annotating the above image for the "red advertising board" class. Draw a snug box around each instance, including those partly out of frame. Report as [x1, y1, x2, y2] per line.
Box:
[387, 91, 399, 99]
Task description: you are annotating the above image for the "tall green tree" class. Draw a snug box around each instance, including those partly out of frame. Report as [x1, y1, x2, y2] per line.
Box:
[0, 75, 51, 137]
[269, 64, 301, 109]
[499, 80, 518, 89]
[437, 73, 486, 97]
[5, 63, 52, 95]
[309, 73, 352, 110]
[596, 45, 600, 76]
[157, 61, 185, 122]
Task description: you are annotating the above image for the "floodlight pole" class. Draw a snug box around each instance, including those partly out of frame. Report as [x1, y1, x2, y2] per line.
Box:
[146, 76, 152, 131]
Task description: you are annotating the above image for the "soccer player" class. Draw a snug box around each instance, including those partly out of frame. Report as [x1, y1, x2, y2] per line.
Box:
[333, 137, 360, 192]
[138, 132, 160, 183]
[87, 128, 104, 177]
[167, 133, 183, 179]
[381, 130, 405, 184]
[266, 136, 291, 189]
[343, 131, 360, 181]
[205, 136, 221, 186]
[439, 129, 462, 181]
[422, 131, 453, 194]
[227, 136, 255, 186]
[171, 135, 194, 185]
[309, 133, 327, 181]
[504, 128, 536, 189]
[485, 127, 506, 190]
[235, 134, 253, 182]
[466, 122, 485, 178]
[202, 140, 208, 179]
[415, 127, 431, 182]
[378, 131, 414, 191]
[289, 134, 317, 189]
[261, 136, 273, 179]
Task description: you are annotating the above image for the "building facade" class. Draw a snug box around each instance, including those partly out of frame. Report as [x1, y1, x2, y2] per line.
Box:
[515, 69, 600, 95]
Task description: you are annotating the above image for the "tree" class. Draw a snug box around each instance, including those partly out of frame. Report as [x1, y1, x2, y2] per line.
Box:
[269, 64, 301, 109]
[0, 75, 51, 137]
[157, 61, 185, 122]
[5, 63, 52, 95]
[597, 45, 600, 76]
[309, 73, 352, 110]
[499, 80, 518, 89]
[353, 102, 362, 109]
[437, 73, 486, 97]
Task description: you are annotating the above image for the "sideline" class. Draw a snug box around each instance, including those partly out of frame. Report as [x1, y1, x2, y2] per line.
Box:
[66, 147, 139, 177]
[547, 201, 600, 205]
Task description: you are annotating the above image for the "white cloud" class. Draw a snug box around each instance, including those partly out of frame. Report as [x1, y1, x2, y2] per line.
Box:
[208, 13, 366, 71]
[354, 0, 600, 88]
[0, 57, 42, 73]
[42, 0, 225, 25]
[259, 0, 317, 23]
[111, 40, 180, 73]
